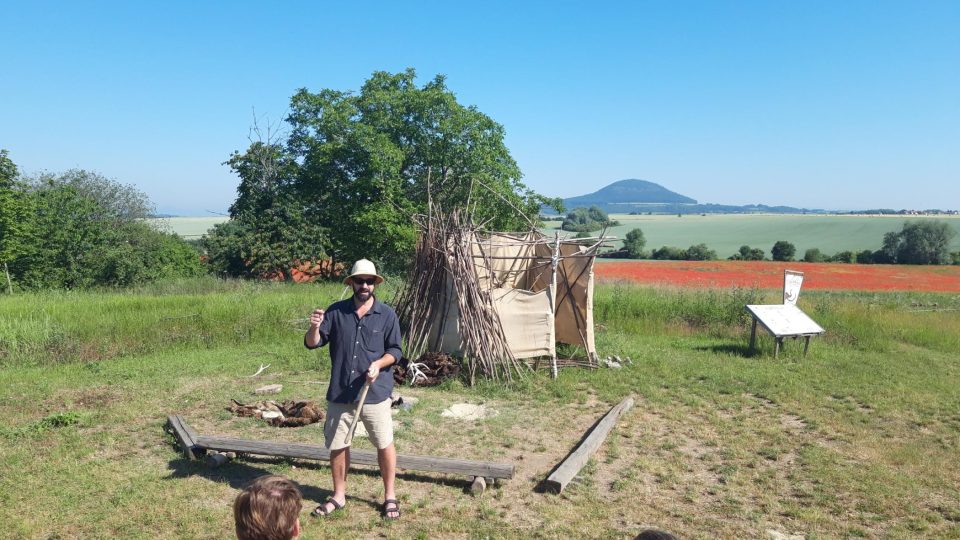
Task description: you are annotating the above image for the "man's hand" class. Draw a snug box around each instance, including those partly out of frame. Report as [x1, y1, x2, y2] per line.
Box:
[309, 308, 325, 328]
[366, 363, 380, 383]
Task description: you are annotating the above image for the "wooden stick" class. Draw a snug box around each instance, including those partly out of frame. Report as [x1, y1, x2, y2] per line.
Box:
[344, 381, 370, 446]
[542, 396, 634, 494]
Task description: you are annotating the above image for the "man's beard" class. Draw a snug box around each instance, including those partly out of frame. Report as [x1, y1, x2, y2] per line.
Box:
[353, 288, 372, 302]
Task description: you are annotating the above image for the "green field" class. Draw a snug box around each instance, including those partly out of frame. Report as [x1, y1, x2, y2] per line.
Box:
[154, 214, 960, 259]
[148, 217, 229, 239]
[1, 279, 958, 538]
[544, 214, 960, 258]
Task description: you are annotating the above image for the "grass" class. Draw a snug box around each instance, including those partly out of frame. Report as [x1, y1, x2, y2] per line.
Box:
[1, 279, 959, 538]
[543, 213, 960, 257]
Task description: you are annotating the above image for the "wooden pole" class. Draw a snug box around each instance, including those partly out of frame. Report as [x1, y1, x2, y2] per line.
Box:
[550, 231, 560, 379]
[543, 396, 634, 493]
[3, 262, 11, 294]
[344, 381, 370, 446]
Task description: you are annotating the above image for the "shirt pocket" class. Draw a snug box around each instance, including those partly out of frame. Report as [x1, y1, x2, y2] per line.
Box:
[358, 325, 384, 355]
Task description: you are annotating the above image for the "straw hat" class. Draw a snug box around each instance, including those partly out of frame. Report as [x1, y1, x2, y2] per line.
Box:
[343, 258, 385, 285]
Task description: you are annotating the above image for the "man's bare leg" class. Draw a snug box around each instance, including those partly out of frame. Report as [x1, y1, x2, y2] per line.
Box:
[377, 443, 399, 518]
[322, 447, 349, 512]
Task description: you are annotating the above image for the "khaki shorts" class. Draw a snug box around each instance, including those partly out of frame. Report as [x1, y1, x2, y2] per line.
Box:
[324, 398, 394, 450]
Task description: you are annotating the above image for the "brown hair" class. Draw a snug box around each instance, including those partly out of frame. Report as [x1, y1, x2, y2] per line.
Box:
[234, 475, 303, 540]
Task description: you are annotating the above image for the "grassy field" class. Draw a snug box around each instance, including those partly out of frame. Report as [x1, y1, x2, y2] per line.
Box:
[544, 214, 960, 258]
[1, 279, 959, 538]
[148, 217, 230, 239]
[153, 214, 960, 260]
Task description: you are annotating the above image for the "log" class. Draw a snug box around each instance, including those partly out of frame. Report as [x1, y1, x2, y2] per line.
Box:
[542, 396, 634, 494]
[191, 433, 514, 480]
[166, 415, 201, 461]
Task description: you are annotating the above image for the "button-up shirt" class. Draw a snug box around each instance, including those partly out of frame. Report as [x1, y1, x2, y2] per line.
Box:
[305, 297, 402, 405]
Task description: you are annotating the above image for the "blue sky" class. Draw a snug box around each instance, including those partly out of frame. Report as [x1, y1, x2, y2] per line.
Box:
[2, 1, 957, 215]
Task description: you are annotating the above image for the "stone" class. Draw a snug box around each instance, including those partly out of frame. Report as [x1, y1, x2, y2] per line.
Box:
[254, 384, 283, 395]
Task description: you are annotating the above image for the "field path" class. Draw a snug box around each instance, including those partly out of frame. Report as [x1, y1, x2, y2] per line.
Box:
[595, 260, 960, 292]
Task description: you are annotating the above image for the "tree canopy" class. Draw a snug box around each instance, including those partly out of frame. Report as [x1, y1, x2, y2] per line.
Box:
[2, 165, 202, 290]
[623, 228, 646, 258]
[561, 206, 617, 233]
[210, 69, 560, 276]
[881, 220, 956, 264]
[771, 241, 796, 261]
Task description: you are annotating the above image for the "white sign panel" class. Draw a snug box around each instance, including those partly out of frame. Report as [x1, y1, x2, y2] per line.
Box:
[746, 304, 824, 337]
[783, 270, 804, 305]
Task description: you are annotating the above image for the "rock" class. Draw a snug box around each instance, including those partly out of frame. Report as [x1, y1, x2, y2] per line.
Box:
[254, 384, 283, 395]
[766, 530, 804, 540]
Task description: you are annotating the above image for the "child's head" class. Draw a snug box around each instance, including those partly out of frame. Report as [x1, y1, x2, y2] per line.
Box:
[234, 475, 303, 540]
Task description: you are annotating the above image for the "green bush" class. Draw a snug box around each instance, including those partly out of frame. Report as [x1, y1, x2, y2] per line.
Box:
[771, 241, 796, 261]
[803, 248, 826, 263]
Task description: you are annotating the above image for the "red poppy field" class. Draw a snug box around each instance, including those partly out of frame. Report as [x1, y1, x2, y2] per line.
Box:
[594, 260, 960, 292]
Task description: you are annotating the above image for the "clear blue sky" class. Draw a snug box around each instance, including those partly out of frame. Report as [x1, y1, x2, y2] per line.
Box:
[2, 1, 957, 215]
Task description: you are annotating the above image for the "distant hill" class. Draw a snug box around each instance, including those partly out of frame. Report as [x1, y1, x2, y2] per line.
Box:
[549, 178, 821, 215]
[563, 179, 696, 208]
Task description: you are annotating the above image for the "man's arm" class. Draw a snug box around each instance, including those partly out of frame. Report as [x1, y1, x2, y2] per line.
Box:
[304, 308, 327, 349]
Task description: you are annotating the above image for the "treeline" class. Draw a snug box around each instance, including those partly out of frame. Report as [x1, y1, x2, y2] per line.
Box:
[3, 70, 558, 290]
[0, 150, 203, 291]
[613, 221, 959, 265]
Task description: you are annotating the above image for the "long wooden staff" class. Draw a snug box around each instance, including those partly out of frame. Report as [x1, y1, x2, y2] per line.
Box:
[344, 381, 371, 446]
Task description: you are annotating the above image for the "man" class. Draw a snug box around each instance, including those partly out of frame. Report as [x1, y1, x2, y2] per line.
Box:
[233, 475, 302, 540]
[304, 258, 402, 520]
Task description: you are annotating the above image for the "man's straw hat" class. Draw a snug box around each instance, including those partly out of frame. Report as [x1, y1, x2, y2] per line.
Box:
[343, 258, 385, 285]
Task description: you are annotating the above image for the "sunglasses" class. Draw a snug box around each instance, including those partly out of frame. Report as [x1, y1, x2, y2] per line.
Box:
[352, 277, 378, 286]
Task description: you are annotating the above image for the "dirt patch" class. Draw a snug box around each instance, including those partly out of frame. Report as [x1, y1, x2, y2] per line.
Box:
[441, 403, 498, 421]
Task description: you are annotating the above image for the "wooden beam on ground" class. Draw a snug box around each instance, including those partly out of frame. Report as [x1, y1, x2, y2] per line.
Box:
[166, 415, 202, 461]
[186, 430, 513, 480]
[542, 396, 634, 494]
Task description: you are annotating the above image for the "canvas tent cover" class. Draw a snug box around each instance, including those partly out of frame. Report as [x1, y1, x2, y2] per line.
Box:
[424, 231, 599, 361]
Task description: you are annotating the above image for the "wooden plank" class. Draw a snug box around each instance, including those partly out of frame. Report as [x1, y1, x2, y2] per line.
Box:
[542, 396, 634, 494]
[175, 415, 200, 444]
[194, 435, 514, 480]
[166, 415, 200, 461]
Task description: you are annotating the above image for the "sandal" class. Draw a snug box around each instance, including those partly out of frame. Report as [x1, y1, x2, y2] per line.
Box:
[382, 498, 401, 520]
[310, 497, 344, 518]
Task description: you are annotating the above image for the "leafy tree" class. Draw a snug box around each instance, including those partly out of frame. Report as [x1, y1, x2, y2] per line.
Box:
[856, 249, 875, 264]
[685, 243, 717, 261]
[623, 228, 646, 258]
[729, 245, 764, 261]
[651, 246, 686, 260]
[272, 69, 560, 273]
[803, 248, 826, 263]
[0, 150, 32, 292]
[830, 251, 855, 263]
[13, 171, 200, 288]
[881, 220, 956, 265]
[771, 240, 796, 261]
[217, 140, 329, 280]
[562, 206, 616, 233]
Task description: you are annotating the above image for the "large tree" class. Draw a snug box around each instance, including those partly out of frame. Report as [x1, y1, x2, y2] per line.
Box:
[13, 170, 201, 288]
[881, 220, 956, 265]
[269, 69, 558, 273]
[0, 150, 32, 292]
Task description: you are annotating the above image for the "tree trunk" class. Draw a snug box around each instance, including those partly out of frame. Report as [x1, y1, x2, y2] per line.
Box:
[3, 261, 11, 294]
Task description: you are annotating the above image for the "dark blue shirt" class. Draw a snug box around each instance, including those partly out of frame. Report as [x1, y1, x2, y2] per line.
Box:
[305, 297, 402, 405]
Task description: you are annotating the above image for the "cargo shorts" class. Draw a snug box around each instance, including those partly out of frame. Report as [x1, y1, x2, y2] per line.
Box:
[324, 398, 394, 450]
